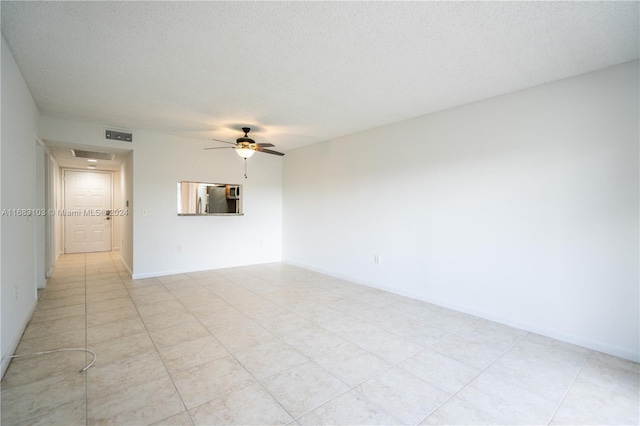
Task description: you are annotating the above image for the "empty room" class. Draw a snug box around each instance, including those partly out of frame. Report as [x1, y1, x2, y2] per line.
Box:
[1, 1, 638, 425]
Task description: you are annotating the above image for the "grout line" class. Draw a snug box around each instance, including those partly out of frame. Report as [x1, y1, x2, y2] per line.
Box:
[120, 271, 192, 420]
[414, 330, 530, 425]
[158, 275, 300, 423]
[546, 349, 592, 425]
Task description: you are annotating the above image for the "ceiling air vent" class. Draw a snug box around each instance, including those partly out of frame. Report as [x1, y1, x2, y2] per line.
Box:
[71, 149, 115, 161]
[105, 129, 133, 142]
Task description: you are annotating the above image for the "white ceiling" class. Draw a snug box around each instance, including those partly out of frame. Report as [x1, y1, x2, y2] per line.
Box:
[2, 1, 638, 153]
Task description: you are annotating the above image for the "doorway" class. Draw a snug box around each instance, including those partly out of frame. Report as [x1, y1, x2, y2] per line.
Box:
[63, 170, 113, 253]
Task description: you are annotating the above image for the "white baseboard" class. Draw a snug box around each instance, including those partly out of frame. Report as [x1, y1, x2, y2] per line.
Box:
[1, 300, 37, 379]
[120, 255, 133, 277]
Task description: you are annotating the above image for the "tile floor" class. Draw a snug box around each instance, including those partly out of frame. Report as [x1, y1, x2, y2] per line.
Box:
[1, 252, 638, 425]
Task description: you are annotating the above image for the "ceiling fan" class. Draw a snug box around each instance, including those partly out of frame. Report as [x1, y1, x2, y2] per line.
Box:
[205, 127, 284, 159]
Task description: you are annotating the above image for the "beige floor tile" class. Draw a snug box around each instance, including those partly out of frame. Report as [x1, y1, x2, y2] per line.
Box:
[320, 315, 381, 342]
[148, 317, 211, 348]
[350, 305, 412, 329]
[151, 410, 194, 425]
[171, 356, 255, 409]
[168, 285, 214, 301]
[387, 319, 447, 347]
[354, 367, 450, 424]
[87, 316, 147, 345]
[234, 338, 309, 380]
[213, 321, 276, 352]
[87, 296, 136, 314]
[258, 313, 316, 337]
[6, 255, 637, 426]
[281, 324, 349, 358]
[88, 374, 184, 425]
[189, 382, 293, 425]
[429, 333, 509, 369]
[194, 307, 251, 331]
[21, 314, 86, 340]
[415, 306, 479, 333]
[130, 289, 177, 306]
[86, 288, 128, 302]
[235, 300, 291, 322]
[49, 274, 85, 283]
[40, 286, 85, 300]
[261, 362, 349, 418]
[578, 354, 640, 396]
[485, 353, 580, 402]
[399, 349, 481, 394]
[89, 332, 157, 367]
[85, 272, 121, 282]
[35, 295, 86, 311]
[421, 396, 500, 425]
[1, 371, 85, 425]
[329, 297, 376, 315]
[290, 301, 345, 324]
[456, 371, 558, 425]
[2, 351, 87, 388]
[354, 329, 424, 364]
[26, 398, 86, 426]
[314, 344, 391, 387]
[456, 319, 528, 347]
[87, 304, 140, 327]
[158, 335, 230, 373]
[162, 278, 202, 291]
[179, 293, 228, 311]
[16, 328, 86, 354]
[142, 309, 198, 331]
[125, 277, 164, 289]
[298, 390, 400, 425]
[136, 298, 189, 318]
[551, 378, 640, 425]
[502, 336, 588, 375]
[88, 350, 168, 399]
[44, 280, 86, 292]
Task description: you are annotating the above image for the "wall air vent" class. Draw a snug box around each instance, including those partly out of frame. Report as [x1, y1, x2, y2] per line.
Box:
[105, 129, 133, 142]
[71, 149, 115, 160]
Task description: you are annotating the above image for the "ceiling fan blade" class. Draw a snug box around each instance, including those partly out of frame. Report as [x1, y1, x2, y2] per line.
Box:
[204, 147, 234, 150]
[211, 138, 236, 145]
[256, 143, 275, 148]
[257, 147, 285, 156]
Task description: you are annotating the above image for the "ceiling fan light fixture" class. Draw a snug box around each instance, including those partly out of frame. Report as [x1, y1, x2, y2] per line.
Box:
[235, 147, 255, 159]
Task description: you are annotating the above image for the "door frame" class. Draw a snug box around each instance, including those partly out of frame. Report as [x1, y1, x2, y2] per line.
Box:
[62, 169, 114, 254]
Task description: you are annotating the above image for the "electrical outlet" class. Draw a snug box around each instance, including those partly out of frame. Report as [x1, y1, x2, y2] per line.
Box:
[176, 245, 182, 253]
[374, 254, 381, 264]
[14, 284, 18, 300]
[142, 209, 148, 217]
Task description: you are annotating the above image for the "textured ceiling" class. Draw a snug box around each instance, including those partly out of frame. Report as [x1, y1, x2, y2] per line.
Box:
[2, 1, 638, 152]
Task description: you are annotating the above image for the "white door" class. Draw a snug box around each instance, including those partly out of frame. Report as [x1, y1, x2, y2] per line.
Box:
[64, 170, 112, 253]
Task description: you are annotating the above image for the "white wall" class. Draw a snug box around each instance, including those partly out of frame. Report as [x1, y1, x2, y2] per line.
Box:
[120, 152, 134, 273]
[1, 36, 41, 376]
[283, 61, 640, 361]
[112, 170, 122, 250]
[53, 158, 63, 259]
[132, 130, 283, 277]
